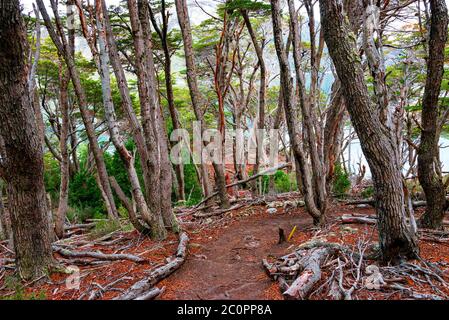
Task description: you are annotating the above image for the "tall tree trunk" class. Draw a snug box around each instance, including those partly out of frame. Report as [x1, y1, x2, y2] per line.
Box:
[149, 0, 186, 202]
[55, 64, 70, 239]
[95, 0, 163, 237]
[270, 0, 324, 225]
[174, 0, 214, 202]
[37, 0, 119, 220]
[418, 0, 449, 230]
[319, 0, 419, 262]
[98, 0, 152, 199]
[0, 0, 54, 279]
[242, 10, 266, 194]
[136, 0, 178, 230]
[323, 81, 346, 192]
[287, 0, 327, 214]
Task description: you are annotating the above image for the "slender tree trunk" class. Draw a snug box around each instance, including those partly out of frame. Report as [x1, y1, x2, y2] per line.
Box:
[37, 0, 119, 220]
[69, 116, 80, 176]
[0, 0, 54, 280]
[95, 0, 163, 237]
[149, 0, 186, 202]
[98, 0, 152, 198]
[323, 82, 346, 192]
[319, 0, 419, 262]
[271, 0, 324, 225]
[55, 65, 70, 239]
[287, 0, 327, 215]
[418, 0, 449, 230]
[137, 0, 178, 230]
[174, 0, 214, 202]
[242, 10, 266, 194]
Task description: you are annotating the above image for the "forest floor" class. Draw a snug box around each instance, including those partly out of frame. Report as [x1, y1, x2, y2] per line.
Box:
[1, 193, 449, 300]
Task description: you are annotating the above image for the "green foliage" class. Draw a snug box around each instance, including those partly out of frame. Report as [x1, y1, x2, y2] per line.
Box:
[183, 164, 203, 206]
[260, 170, 297, 194]
[89, 219, 122, 239]
[361, 186, 375, 199]
[1, 276, 47, 300]
[43, 152, 61, 200]
[68, 171, 104, 219]
[222, 0, 271, 14]
[273, 170, 296, 193]
[332, 164, 351, 198]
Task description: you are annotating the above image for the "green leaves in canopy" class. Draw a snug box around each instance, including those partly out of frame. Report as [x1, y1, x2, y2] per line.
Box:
[221, 0, 271, 15]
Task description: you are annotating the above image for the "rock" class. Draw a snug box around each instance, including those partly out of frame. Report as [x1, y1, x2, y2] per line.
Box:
[266, 208, 278, 215]
[356, 204, 370, 209]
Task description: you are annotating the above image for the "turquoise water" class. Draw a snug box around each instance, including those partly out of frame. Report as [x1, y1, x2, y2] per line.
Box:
[343, 129, 449, 178]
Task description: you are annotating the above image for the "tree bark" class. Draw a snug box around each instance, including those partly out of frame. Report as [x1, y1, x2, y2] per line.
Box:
[136, 0, 179, 231]
[319, 0, 419, 262]
[242, 10, 266, 194]
[0, 0, 54, 280]
[323, 81, 346, 191]
[148, 0, 186, 202]
[287, 0, 327, 215]
[98, 0, 152, 199]
[95, 0, 163, 237]
[418, 0, 449, 230]
[37, 0, 119, 220]
[55, 64, 70, 239]
[174, 0, 214, 203]
[270, 0, 324, 226]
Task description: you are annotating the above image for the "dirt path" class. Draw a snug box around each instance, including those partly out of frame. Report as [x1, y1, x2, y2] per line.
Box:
[160, 211, 315, 300]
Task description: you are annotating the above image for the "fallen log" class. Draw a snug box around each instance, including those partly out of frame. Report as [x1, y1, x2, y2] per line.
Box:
[340, 214, 449, 228]
[283, 247, 334, 299]
[194, 163, 292, 209]
[115, 232, 189, 300]
[134, 286, 165, 300]
[342, 199, 428, 208]
[340, 214, 377, 225]
[64, 223, 96, 231]
[52, 246, 145, 263]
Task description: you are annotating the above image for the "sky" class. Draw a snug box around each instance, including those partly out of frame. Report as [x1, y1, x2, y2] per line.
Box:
[20, 0, 216, 25]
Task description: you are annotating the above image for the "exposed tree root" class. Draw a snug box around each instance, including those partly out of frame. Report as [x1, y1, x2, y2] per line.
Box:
[52, 246, 145, 263]
[263, 235, 449, 300]
[115, 232, 189, 300]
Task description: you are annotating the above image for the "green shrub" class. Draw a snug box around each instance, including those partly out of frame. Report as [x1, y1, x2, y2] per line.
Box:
[183, 164, 203, 206]
[332, 164, 351, 198]
[361, 186, 375, 199]
[274, 170, 296, 193]
[89, 219, 121, 239]
[1, 276, 47, 300]
[261, 170, 297, 194]
[68, 170, 104, 215]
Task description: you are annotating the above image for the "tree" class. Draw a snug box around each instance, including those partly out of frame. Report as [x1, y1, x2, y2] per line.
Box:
[37, 0, 120, 221]
[148, 0, 186, 202]
[417, 0, 449, 230]
[175, 0, 230, 209]
[319, 0, 419, 262]
[0, 0, 54, 280]
[270, 0, 325, 225]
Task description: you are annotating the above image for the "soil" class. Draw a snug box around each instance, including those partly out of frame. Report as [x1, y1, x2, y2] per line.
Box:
[1, 198, 449, 300]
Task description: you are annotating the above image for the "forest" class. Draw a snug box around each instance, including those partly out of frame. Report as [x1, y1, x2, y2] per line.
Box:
[1, 0, 449, 301]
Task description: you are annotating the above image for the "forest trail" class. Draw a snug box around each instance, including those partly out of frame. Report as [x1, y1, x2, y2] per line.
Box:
[160, 211, 313, 300]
